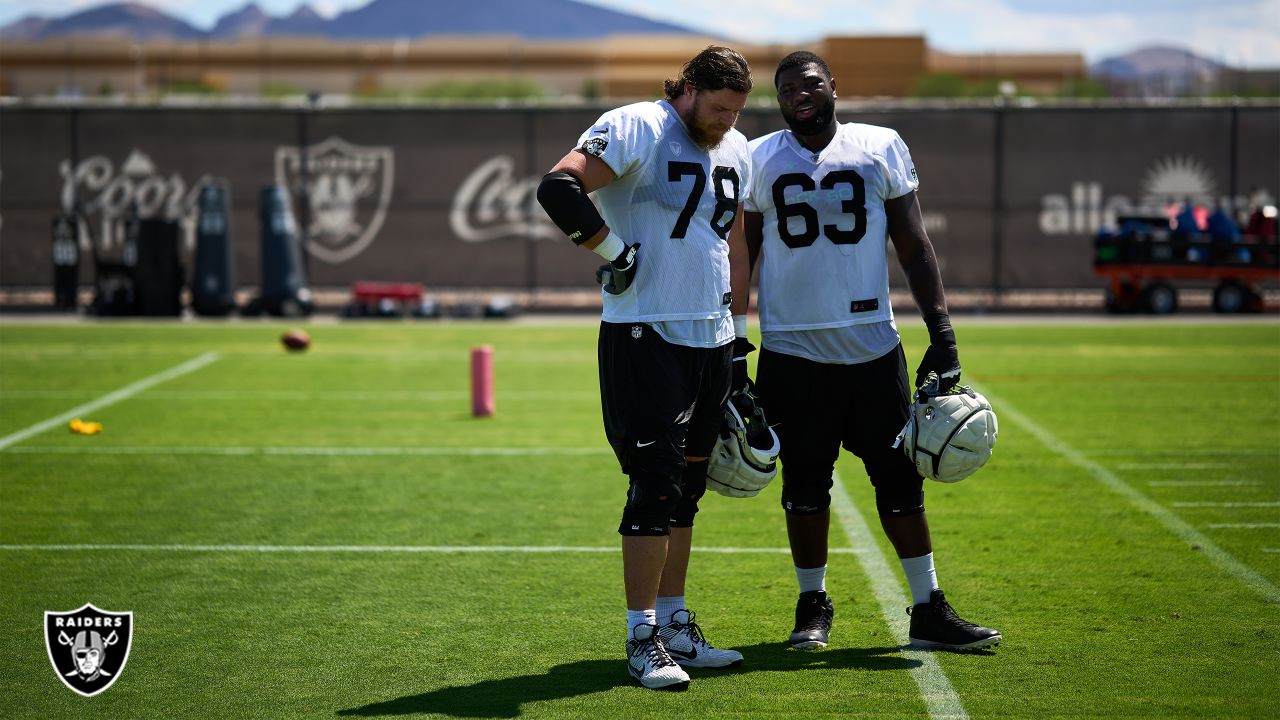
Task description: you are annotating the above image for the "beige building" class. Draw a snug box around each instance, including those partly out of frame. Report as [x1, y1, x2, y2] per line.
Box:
[0, 34, 1085, 99]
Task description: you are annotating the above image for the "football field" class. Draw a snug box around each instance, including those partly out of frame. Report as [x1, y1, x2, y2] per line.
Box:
[1, 318, 1277, 718]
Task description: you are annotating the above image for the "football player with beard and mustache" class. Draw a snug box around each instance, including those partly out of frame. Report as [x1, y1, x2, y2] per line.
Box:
[735, 51, 1001, 652]
[537, 46, 754, 691]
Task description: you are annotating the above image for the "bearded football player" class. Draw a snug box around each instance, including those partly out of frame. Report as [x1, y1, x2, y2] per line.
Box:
[537, 46, 755, 690]
[734, 51, 1001, 651]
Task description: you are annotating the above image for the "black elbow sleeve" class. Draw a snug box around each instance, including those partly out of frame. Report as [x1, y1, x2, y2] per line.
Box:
[537, 171, 606, 245]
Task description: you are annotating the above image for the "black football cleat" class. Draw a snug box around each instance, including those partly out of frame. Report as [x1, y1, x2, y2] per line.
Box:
[789, 590, 834, 650]
[907, 588, 1001, 651]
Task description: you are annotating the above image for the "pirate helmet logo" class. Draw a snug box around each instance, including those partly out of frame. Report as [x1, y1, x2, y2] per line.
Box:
[274, 136, 395, 265]
[45, 603, 133, 697]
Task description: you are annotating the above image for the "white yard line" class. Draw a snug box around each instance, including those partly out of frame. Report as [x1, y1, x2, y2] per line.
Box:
[1148, 481, 1262, 488]
[0, 390, 594, 401]
[1084, 449, 1278, 457]
[829, 470, 969, 720]
[265, 447, 609, 457]
[0, 349, 595, 361]
[0, 353, 221, 452]
[3, 446, 612, 457]
[977, 385, 1280, 606]
[0, 543, 863, 555]
[1117, 463, 1230, 470]
[1171, 502, 1280, 508]
[1207, 524, 1280, 529]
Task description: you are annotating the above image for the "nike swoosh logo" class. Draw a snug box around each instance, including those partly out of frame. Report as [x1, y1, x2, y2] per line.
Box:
[668, 647, 696, 659]
[592, 128, 608, 134]
[636, 440, 656, 448]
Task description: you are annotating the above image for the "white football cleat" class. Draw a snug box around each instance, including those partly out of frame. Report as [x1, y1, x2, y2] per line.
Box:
[626, 623, 690, 691]
[658, 609, 744, 668]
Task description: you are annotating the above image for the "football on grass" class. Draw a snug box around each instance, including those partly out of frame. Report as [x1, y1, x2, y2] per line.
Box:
[281, 329, 311, 352]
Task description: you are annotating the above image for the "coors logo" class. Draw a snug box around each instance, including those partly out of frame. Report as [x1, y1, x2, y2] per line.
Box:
[45, 603, 133, 697]
[275, 136, 394, 264]
[60, 150, 211, 253]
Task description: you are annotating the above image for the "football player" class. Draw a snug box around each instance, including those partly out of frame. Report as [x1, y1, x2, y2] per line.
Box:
[537, 46, 754, 690]
[737, 51, 1000, 652]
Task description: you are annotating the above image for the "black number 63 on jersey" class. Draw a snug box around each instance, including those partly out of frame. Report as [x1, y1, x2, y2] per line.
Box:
[772, 170, 867, 249]
[667, 161, 740, 240]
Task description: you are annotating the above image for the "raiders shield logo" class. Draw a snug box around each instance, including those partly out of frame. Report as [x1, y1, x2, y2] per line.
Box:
[275, 136, 395, 265]
[45, 603, 133, 697]
[581, 136, 608, 157]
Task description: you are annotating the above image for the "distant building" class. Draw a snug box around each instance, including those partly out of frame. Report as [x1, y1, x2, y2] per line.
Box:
[0, 34, 1087, 99]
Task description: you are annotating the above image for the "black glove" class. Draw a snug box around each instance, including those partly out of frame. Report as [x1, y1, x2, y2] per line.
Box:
[731, 337, 755, 395]
[915, 312, 961, 394]
[595, 243, 640, 294]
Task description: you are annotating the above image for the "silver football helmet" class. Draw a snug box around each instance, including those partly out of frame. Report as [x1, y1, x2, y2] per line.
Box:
[895, 384, 998, 483]
[707, 390, 781, 498]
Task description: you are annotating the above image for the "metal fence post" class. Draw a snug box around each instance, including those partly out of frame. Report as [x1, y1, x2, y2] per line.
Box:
[991, 104, 1005, 303]
[524, 107, 539, 300]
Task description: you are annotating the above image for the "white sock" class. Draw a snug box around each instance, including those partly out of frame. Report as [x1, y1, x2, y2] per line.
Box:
[900, 553, 939, 605]
[627, 609, 657, 639]
[656, 595, 686, 627]
[795, 565, 827, 594]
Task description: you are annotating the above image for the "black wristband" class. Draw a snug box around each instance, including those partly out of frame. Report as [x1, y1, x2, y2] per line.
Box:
[923, 311, 955, 346]
[536, 171, 606, 245]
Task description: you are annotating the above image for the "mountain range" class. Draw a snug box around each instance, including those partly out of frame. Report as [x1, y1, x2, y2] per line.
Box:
[1089, 46, 1224, 79]
[0, 0, 701, 41]
[0, 1, 1239, 81]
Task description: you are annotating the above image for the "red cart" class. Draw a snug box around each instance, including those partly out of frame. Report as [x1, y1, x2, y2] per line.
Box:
[1093, 221, 1279, 314]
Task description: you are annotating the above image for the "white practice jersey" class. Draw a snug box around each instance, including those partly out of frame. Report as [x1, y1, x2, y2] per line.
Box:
[746, 122, 920, 363]
[575, 100, 751, 347]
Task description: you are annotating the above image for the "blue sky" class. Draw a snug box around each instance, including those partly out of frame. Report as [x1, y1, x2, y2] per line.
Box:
[2, 0, 1277, 66]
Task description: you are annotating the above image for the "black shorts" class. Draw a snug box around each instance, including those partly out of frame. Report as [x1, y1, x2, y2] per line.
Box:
[755, 343, 923, 516]
[598, 321, 731, 476]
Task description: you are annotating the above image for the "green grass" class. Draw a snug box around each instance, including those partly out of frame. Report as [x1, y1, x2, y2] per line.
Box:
[1, 319, 1277, 718]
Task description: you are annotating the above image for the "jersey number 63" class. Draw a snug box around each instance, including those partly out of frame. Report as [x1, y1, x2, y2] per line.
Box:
[772, 170, 867, 249]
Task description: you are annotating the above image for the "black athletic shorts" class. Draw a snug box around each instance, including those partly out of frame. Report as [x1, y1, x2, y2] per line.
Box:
[755, 343, 921, 511]
[598, 321, 732, 475]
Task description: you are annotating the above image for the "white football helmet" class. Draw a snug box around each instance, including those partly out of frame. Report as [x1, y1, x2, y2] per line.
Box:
[895, 385, 998, 483]
[707, 390, 781, 498]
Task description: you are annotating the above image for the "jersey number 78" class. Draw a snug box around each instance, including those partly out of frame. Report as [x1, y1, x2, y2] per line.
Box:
[668, 161, 740, 240]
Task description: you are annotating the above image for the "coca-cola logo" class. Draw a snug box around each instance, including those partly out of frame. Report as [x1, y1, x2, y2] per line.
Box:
[449, 155, 562, 243]
[60, 149, 210, 252]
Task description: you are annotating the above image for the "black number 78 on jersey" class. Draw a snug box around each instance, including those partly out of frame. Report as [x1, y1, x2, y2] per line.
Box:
[668, 162, 740, 240]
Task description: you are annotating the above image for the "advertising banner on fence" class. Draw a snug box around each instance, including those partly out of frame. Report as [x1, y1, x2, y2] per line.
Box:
[0, 105, 1275, 291]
